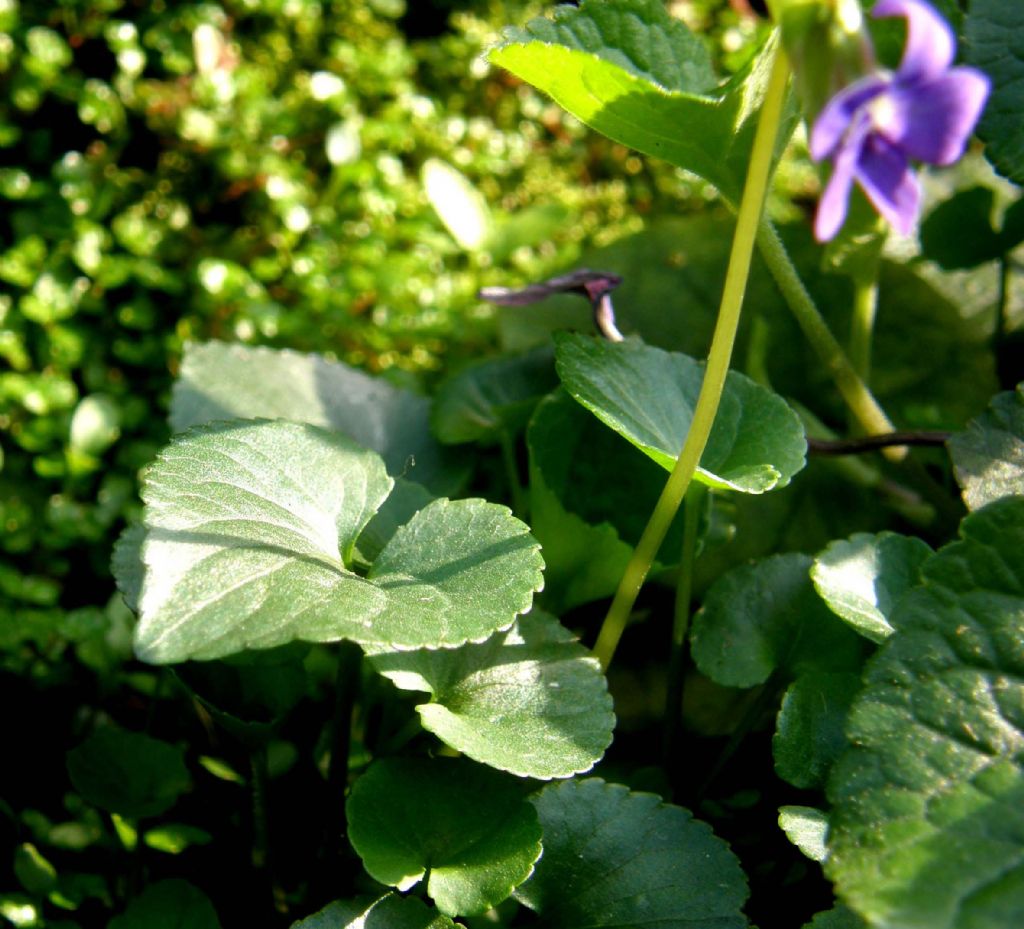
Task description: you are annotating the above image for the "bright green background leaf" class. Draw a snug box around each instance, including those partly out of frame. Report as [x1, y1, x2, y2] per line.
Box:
[346, 757, 541, 917]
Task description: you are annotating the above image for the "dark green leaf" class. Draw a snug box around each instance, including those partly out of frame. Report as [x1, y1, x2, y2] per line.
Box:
[526, 389, 690, 611]
[171, 341, 466, 495]
[801, 906, 869, 929]
[555, 333, 806, 493]
[949, 384, 1024, 510]
[811, 532, 933, 643]
[774, 671, 863, 789]
[966, 1, 1024, 185]
[827, 498, 1024, 929]
[431, 346, 557, 445]
[368, 611, 614, 779]
[690, 553, 865, 688]
[108, 880, 221, 929]
[66, 727, 189, 819]
[920, 187, 1003, 270]
[346, 758, 541, 917]
[516, 779, 748, 929]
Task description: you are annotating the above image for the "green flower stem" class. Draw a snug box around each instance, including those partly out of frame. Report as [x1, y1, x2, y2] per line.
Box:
[662, 483, 705, 775]
[849, 272, 879, 381]
[592, 44, 791, 672]
[754, 219, 904, 460]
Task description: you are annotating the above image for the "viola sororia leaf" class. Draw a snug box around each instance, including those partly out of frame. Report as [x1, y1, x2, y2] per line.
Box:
[367, 610, 614, 779]
[690, 553, 864, 688]
[826, 497, 1024, 929]
[430, 345, 557, 445]
[774, 671, 863, 789]
[526, 389, 690, 611]
[490, 0, 795, 204]
[515, 778, 748, 928]
[811, 531, 934, 643]
[171, 340, 466, 495]
[345, 757, 542, 918]
[778, 805, 829, 863]
[66, 726, 189, 818]
[108, 880, 221, 929]
[948, 383, 1024, 511]
[965, 1, 1024, 185]
[133, 420, 542, 663]
[801, 906, 869, 929]
[554, 333, 806, 493]
[291, 894, 456, 929]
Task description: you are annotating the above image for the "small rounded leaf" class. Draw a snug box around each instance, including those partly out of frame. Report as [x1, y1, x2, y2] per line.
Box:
[346, 758, 542, 917]
[948, 384, 1024, 511]
[108, 880, 220, 929]
[291, 894, 456, 929]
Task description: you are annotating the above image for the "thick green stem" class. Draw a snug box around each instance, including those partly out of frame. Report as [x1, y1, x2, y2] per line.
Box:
[849, 273, 879, 382]
[592, 44, 791, 671]
[662, 483, 705, 774]
[754, 219, 904, 459]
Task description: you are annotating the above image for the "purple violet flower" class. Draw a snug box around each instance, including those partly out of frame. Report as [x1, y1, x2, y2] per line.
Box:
[810, 0, 990, 242]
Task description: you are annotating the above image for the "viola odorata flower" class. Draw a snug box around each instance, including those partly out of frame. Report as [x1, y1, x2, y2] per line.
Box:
[810, 0, 990, 242]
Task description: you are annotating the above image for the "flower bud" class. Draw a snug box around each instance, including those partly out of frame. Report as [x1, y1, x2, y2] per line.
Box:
[768, 0, 875, 121]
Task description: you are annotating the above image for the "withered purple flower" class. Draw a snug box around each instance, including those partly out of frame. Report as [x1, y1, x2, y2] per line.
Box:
[811, 0, 990, 242]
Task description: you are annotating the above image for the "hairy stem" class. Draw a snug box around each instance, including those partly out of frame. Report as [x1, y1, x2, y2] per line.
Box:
[592, 44, 791, 671]
[754, 219, 904, 459]
[662, 484, 705, 779]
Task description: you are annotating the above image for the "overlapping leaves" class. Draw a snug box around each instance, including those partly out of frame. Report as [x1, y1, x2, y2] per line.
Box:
[131, 419, 543, 664]
[826, 498, 1024, 929]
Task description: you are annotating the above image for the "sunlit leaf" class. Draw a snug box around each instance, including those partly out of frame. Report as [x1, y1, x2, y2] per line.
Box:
[346, 757, 541, 917]
[827, 498, 1024, 929]
[778, 806, 829, 863]
[290, 894, 456, 929]
[811, 532, 933, 643]
[949, 384, 1024, 511]
[368, 611, 614, 779]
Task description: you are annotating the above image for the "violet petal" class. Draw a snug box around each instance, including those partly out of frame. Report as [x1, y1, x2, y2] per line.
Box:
[815, 118, 871, 241]
[874, 0, 954, 82]
[810, 75, 889, 161]
[854, 135, 920, 235]
[878, 68, 990, 165]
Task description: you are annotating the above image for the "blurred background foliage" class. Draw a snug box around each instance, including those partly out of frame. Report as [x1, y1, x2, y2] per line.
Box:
[0, 0, 769, 679]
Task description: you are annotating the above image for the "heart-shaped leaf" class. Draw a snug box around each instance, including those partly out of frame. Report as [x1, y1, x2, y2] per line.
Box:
[431, 346, 557, 445]
[171, 340, 466, 495]
[690, 553, 864, 688]
[490, 0, 795, 204]
[966, 1, 1024, 185]
[826, 497, 1024, 929]
[555, 333, 806, 493]
[527, 388, 692, 611]
[108, 880, 221, 929]
[515, 778, 748, 929]
[291, 894, 456, 929]
[133, 420, 543, 664]
[346, 757, 542, 918]
[774, 671, 863, 789]
[948, 384, 1024, 511]
[811, 532, 933, 643]
[368, 610, 614, 779]
[66, 727, 189, 819]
